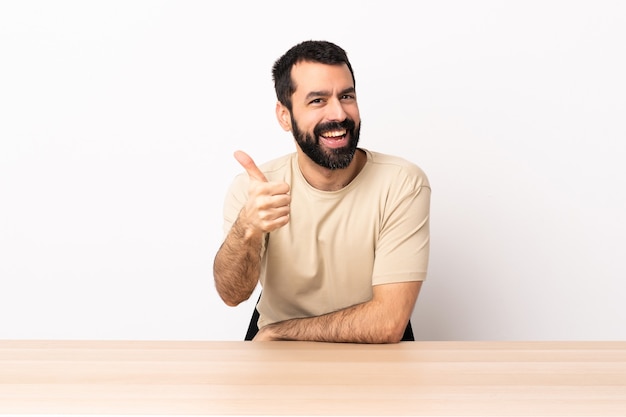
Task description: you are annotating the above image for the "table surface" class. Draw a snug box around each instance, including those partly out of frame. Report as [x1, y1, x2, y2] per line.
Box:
[1, 340, 625, 416]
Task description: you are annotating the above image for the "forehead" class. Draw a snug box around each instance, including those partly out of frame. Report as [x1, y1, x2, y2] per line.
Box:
[290, 61, 354, 96]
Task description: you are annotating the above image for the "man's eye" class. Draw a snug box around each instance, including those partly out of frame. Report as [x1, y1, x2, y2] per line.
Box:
[309, 98, 323, 104]
[341, 94, 355, 100]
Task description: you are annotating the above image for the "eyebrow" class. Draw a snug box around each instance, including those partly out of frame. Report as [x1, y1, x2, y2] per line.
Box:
[304, 87, 356, 101]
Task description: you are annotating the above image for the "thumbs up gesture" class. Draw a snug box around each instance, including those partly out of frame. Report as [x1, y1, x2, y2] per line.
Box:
[234, 150, 291, 234]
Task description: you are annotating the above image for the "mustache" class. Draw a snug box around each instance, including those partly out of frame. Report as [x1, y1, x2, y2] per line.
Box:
[313, 118, 356, 137]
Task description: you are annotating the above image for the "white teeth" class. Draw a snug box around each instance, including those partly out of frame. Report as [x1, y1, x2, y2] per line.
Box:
[322, 129, 346, 138]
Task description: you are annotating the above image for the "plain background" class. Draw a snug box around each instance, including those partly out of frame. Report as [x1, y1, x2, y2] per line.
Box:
[1, 0, 624, 341]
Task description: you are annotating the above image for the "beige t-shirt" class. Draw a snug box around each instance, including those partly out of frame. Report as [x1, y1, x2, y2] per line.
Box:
[222, 149, 430, 328]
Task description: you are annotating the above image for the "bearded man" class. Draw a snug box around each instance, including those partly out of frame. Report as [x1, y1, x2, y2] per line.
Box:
[213, 40, 430, 343]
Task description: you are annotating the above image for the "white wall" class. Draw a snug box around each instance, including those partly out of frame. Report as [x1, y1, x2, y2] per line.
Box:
[1, 0, 624, 341]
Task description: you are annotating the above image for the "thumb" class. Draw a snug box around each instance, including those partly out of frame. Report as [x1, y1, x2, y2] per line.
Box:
[234, 150, 268, 182]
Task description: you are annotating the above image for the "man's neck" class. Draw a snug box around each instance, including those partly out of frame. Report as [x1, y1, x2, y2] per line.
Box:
[297, 149, 366, 191]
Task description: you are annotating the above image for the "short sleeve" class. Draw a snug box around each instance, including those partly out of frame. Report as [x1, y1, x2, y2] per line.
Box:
[372, 167, 430, 285]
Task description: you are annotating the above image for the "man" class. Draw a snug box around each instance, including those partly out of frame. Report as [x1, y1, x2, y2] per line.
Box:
[213, 40, 430, 343]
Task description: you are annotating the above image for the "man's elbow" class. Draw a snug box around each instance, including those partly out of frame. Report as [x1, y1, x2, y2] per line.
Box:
[217, 291, 250, 307]
[384, 330, 405, 344]
[222, 298, 242, 307]
[213, 269, 253, 307]
[376, 320, 410, 344]
[214, 279, 252, 307]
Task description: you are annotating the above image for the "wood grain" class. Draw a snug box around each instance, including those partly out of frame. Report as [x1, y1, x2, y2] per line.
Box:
[1, 340, 625, 415]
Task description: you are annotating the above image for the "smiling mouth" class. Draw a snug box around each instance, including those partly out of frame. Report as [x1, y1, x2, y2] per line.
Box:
[320, 129, 347, 139]
[319, 129, 349, 149]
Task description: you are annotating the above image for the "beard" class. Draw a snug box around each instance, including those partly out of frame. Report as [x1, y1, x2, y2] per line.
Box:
[291, 115, 361, 170]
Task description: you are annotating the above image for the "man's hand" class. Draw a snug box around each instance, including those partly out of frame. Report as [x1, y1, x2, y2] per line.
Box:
[234, 150, 291, 236]
[252, 325, 281, 341]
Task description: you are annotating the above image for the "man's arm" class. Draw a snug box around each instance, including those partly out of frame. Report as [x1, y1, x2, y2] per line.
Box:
[213, 214, 265, 306]
[254, 280, 422, 343]
[213, 151, 290, 306]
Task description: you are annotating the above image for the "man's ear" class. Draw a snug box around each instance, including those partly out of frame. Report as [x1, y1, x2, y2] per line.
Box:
[275, 102, 292, 131]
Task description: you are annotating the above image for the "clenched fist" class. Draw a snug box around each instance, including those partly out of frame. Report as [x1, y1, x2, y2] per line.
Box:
[234, 150, 291, 235]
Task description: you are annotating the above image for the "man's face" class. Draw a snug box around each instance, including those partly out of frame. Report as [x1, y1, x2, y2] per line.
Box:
[286, 62, 361, 170]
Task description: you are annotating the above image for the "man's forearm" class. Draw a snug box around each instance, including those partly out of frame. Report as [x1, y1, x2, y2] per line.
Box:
[213, 217, 264, 306]
[260, 303, 404, 343]
[257, 281, 421, 343]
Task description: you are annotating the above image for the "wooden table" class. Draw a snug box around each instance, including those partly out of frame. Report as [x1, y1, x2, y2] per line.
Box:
[1, 340, 625, 416]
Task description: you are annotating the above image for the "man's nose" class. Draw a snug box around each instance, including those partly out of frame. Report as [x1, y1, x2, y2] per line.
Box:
[325, 97, 347, 121]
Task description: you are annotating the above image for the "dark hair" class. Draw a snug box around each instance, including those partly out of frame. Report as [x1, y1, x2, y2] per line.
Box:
[272, 40, 355, 111]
